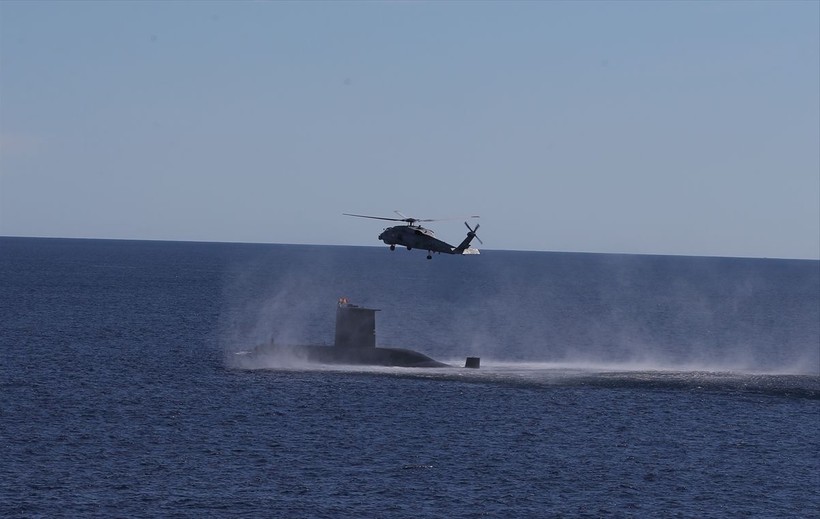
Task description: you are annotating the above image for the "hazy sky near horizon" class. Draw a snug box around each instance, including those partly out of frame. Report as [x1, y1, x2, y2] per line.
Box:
[1, 1, 818, 258]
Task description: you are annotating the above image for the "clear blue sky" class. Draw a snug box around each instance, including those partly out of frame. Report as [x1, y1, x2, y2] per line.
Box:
[1, 0, 818, 259]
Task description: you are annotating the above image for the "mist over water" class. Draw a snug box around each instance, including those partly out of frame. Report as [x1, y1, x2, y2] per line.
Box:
[219, 247, 819, 375]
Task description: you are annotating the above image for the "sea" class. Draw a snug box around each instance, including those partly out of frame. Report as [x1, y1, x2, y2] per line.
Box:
[1, 237, 818, 518]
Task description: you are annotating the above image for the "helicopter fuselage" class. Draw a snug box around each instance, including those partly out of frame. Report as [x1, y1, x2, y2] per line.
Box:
[378, 225, 457, 254]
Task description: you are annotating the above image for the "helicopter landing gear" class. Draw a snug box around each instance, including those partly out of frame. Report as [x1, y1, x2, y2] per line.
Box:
[389, 244, 395, 251]
[406, 246, 412, 251]
[427, 252, 432, 260]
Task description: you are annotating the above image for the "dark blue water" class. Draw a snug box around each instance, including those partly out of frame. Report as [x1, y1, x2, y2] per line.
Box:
[1, 237, 818, 517]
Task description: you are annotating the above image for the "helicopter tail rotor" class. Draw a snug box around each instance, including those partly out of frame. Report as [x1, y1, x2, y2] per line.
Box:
[464, 221, 483, 245]
[453, 221, 482, 254]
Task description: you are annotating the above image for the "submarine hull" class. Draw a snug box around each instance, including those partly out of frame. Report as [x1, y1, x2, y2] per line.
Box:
[252, 342, 449, 368]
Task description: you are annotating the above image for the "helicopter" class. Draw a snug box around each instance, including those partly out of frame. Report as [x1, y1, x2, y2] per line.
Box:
[343, 211, 482, 259]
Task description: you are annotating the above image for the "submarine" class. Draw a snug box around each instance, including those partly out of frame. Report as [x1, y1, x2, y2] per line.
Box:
[247, 298, 478, 368]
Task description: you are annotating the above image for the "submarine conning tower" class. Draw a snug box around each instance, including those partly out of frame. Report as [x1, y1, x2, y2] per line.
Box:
[334, 298, 379, 349]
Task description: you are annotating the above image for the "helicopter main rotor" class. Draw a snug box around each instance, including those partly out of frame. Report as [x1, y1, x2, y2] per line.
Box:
[343, 211, 479, 227]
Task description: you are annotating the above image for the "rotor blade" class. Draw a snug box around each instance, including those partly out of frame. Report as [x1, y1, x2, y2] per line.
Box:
[343, 213, 407, 222]
[393, 211, 425, 224]
[412, 214, 481, 223]
[439, 215, 480, 221]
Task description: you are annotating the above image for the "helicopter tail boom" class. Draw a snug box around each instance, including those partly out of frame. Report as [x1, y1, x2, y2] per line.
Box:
[453, 222, 481, 254]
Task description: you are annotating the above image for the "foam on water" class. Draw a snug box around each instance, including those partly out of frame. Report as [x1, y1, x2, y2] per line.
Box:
[228, 355, 820, 399]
